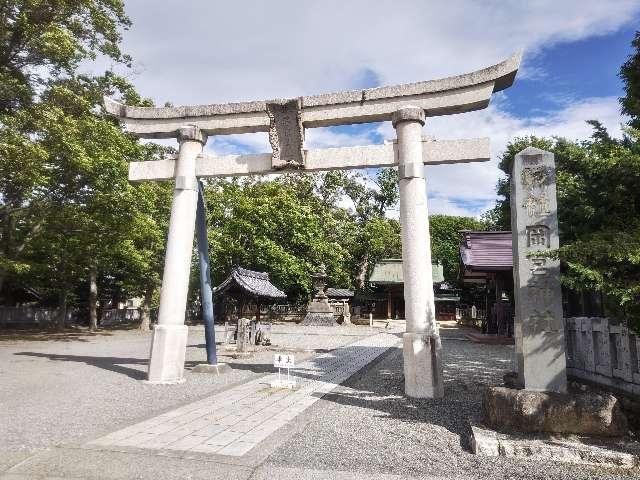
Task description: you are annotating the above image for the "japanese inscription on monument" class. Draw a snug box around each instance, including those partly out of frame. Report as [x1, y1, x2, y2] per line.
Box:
[511, 147, 567, 393]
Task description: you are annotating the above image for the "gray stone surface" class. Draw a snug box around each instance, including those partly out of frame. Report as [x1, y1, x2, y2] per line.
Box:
[104, 52, 521, 120]
[177, 125, 207, 144]
[566, 317, 640, 397]
[103, 52, 521, 137]
[482, 386, 628, 436]
[402, 332, 443, 398]
[395, 107, 443, 398]
[511, 147, 567, 392]
[147, 130, 205, 384]
[391, 107, 425, 127]
[300, 312, 336, 326]
[129, 138, 492, 182]
[192, 363, 228, 374]
[471, 423, 639, 468]
[86, 333, 400, 457]
[267, 324, 639, 479]
[266, 99, 304, 169]
[301, 268, 337, 326]
[3, 322, 639, 479]
[236, 318, 251, 354]
[0, 324, 372, 457]
[147, 324, 188, 383]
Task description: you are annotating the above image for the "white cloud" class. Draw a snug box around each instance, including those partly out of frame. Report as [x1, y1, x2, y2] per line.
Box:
[107, 1, 636, 217]
[369, 95, 626, 217]
[104, 1, 640, 106]
[305, 128, 378, 149]
[425, 196, 494, 217]
[206, 133, 269, 155]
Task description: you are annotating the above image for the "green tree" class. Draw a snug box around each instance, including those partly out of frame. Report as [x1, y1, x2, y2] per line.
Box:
[0, 0, 172, 330]
[0, 0, 130, 113]
[620, 30, 640, 129]
[204, 176, 352, 301]
[485, 128, 640, 329]
[2, 74, 171, 329]
[200, 168, 403, 301]
[429, 214, 486, 283]
[336, 168, 401, 287]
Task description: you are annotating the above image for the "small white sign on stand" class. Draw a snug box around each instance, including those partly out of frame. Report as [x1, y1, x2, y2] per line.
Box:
[271, 353, 296, 389]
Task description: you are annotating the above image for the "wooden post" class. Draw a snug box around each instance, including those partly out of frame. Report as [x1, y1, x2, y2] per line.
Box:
[256, 297, 261, 322]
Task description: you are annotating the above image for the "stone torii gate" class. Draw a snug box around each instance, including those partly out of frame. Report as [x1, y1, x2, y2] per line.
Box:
[105, 52, 522, 398]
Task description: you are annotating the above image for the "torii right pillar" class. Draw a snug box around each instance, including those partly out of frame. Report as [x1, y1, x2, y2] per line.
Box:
[393, 107, 444, 398]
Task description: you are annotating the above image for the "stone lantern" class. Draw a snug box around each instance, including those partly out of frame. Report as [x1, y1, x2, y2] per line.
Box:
[301, 264, 336, 326]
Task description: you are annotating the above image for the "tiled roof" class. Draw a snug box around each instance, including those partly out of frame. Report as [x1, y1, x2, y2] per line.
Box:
[326, 288, 354, 298]
[214, 267, 287, 299]
[459, 231, 512, 271]
[368, 259, 445, 284]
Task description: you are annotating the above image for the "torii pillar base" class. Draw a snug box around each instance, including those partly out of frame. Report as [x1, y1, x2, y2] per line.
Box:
[403, 332, 444, 398]
[147, 325, 189, 384]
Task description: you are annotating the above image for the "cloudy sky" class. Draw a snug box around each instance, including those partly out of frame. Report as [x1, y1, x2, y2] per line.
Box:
[103, 1, 640, 217]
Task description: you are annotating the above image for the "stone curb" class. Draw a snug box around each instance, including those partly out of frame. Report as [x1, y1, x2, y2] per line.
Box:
[470, 422, 640, 469]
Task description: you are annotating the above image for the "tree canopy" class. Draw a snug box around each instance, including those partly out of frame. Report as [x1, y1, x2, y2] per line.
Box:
[0, 0, 172, 329]
[0, 0, 130, 113]
[484, 126, 640, 328]
[201, 170, 403, 302]
[620, 30, 640, 130]
[429, 214, 486, 283]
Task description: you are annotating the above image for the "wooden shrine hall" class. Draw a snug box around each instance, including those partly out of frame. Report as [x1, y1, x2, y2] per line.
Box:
[214, 267, 286, 321]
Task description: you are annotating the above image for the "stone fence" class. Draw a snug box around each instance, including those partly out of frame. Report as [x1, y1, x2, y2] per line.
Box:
[455, 306, 486, 328]
[100, 308, 142, 326]
[0, 306, 77, 328]
[565, 317, 640, 396]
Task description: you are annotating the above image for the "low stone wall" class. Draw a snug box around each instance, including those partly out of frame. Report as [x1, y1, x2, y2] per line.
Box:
[565, 317, 640, 396]
[0, 306, 77, 328]
[100, 308, 141, 326]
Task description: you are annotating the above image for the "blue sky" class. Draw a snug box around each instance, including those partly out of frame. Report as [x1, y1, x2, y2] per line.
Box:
[507, 26, 636, 119]
[104, 1, 640, 218]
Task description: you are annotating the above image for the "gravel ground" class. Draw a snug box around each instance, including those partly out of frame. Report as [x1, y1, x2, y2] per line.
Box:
[3, 321, 638, 479]
[0, 323, 375, 457]
[266, 329, 640, 480]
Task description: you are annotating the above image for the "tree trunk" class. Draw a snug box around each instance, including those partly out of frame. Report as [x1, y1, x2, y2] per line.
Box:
[139, 288, 153, 332]
[56, 290, 68, 332]
[89, 264, 98, 331]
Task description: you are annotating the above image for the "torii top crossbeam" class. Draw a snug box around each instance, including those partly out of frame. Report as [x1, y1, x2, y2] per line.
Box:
[106, 51, 520, 136]
[105, 51, 521, 177]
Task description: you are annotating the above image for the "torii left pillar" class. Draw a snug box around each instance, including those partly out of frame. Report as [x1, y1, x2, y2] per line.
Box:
[393, 108, 444, 398]
[148, 126, 207, 383]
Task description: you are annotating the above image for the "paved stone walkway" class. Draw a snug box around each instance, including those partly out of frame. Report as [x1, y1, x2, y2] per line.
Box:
[87, 332, 400, 457]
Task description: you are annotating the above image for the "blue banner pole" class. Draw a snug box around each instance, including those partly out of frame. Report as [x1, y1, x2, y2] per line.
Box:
[196, 180, 217, 365]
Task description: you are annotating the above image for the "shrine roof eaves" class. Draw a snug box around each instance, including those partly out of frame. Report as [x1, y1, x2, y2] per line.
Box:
[214, 267, 287, 299]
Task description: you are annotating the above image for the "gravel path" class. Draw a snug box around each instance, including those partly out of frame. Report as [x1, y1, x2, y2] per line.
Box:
[0, 324, 375, 456]
[265, 332, 639, 480]
[3, 322, 638, 479]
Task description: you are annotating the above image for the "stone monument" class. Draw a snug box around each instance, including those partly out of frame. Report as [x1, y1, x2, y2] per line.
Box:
[510, 147, 567, 392]
[342, 300, 352, 325]
[104, 51, 522, 398]
[472, 148, 622, 456]
[301, 266, 337, 326]
[236, 318, 251, 355]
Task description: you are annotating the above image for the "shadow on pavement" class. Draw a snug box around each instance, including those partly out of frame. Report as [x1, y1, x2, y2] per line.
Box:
[13, 351, 149, 380]
[0, 328, 116, 343]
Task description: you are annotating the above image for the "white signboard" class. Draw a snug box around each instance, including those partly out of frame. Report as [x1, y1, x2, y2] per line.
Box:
[274, 354, 295, 369]
[271, 353, 296, 389]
